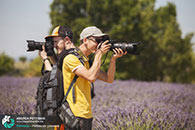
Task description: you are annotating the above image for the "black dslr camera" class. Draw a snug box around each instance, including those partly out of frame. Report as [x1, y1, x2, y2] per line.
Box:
[26, 37, 54, 56]
[97, 35, 141, 54]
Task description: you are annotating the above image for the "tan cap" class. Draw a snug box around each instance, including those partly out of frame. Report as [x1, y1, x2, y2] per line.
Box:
[80, 26, 107, 40]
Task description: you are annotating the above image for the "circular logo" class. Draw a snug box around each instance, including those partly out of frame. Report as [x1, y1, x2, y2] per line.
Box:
[2, 115, 15, 128]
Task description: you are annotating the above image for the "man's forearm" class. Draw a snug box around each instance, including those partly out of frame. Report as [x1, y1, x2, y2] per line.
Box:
[88, 51, 103, 81]
[44, 59, 52, 71]
[97, 56, 116, 83]
[106, 57, 116, 82]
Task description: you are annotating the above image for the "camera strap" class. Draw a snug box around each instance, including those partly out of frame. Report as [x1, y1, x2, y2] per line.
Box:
[41, 63, 51, 75]
[101, 51, 109, 66]
[41, 63, 45, 75]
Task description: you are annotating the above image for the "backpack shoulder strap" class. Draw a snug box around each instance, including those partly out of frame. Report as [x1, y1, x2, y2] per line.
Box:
[62, 48, 85, 104]
[68, 48, 85, 65]
[69, 48, 86, 103]
[57, 48, 75, 70]
[62, 75, 78, 103]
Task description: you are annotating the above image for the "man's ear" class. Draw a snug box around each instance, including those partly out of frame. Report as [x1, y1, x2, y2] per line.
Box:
[83, 38, 88, 43]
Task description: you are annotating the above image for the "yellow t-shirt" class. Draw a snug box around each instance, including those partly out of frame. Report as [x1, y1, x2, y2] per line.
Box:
[62, 54, 92, 119]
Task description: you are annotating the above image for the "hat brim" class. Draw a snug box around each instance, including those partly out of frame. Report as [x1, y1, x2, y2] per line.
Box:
[92, 33, 108, 37]
[80, 33, 108, 40]
[44, 34, 59, 39]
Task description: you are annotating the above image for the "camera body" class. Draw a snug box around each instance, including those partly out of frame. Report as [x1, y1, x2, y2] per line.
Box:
[99, 36, 141, 54]
[27, 37, 54, 56]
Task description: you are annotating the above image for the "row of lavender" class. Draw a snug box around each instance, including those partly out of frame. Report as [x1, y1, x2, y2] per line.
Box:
[0, 77, 38, 115]
[92, 80, 195, 130]
[0, 77, 195, 129]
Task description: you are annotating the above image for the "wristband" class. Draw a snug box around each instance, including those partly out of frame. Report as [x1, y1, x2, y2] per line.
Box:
[43, 58, 50, 62]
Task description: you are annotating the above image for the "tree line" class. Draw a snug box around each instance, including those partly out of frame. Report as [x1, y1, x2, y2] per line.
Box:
[1, 0, 195, 83]
[49, 0, 195, 83]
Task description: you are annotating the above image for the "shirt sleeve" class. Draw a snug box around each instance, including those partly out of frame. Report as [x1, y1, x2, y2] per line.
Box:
[63, 54, 83, 72]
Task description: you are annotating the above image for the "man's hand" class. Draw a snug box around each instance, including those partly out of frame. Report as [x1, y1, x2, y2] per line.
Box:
[39, 45, 52, 70]
[39, 45, 48, 59]
[96, 40, 111, 55]
[112, 48, 127, 59]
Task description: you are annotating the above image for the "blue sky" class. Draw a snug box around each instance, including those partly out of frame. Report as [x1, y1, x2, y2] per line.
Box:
[0, 0, 194, 60]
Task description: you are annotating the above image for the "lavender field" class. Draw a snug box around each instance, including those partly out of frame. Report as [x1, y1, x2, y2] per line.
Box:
[0, 76, 195, 130]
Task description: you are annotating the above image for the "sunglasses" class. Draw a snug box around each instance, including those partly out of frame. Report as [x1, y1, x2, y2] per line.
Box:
[88, 38, 103, 44]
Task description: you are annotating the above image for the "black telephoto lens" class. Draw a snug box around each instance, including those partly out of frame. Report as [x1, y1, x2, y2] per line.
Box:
[125, 43, 139, 54]
[110, 41, 140, 54]
[26, 40, 44, 51]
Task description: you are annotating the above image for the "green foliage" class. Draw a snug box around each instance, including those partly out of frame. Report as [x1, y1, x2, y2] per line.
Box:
[0, 53, 15, 75]
[19, 56, 27, 63]
[49, 0, 195, 83]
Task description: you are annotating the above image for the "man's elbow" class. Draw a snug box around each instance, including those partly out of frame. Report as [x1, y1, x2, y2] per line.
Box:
[88, 76, 97, 83]
[89, 79, 96, 83]
[107, 79, 114, 83]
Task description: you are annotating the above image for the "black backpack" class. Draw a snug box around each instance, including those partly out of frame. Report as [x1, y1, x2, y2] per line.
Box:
[35, 48, 95, 125]
[35, 64, 63, 125]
